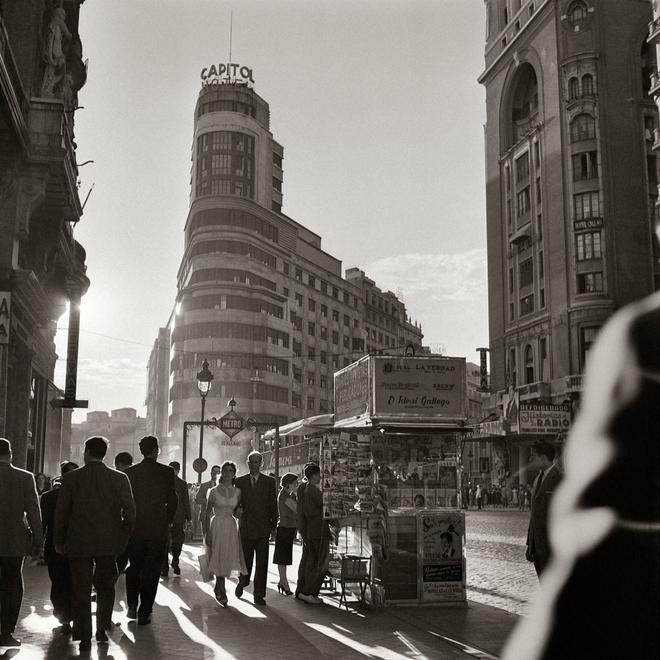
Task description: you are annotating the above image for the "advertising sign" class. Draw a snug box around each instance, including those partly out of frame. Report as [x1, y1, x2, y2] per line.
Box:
[334, 358, 370, 422]
[372, 356, 466, 419]
[0, 293, 9, 345]
[218, 410, 243, 439]
[419, 512, 466, 603]
[519, 402, 571, 434]
[200, 63, 254, 87]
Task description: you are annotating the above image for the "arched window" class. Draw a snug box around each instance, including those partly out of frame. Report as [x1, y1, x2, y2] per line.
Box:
[524, 345, 535, 384]
[570, 114, 596, 142]
[568, 77, 579, 100]
[582, 74, 594, 96]
[509, 64, 539, 144]
[567, 1, 588, 29]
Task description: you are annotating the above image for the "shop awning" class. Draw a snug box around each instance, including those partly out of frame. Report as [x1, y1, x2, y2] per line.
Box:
[261, 413, 334, 440]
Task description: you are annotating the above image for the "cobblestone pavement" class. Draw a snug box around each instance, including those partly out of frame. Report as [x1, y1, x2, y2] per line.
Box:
[4, 543, 517, 660]
[464, 509, 539, 616]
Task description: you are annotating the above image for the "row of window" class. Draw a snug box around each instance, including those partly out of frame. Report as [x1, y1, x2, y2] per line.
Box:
[189, 209, 279, 244]
[197, 99, 256, 119]
[172, 321, 290, 347]
[187, 268, 276, 291]
[292, 393, 330, 413]
[182, 294, 284, 319]
[174, 353, 290, 377]
[195, 178, 254, 199]
[198, 131, 255, 155]
[283, 263, 359, 309]
[507, 337, 549, 388]
[568, 74, 595, 100]
[171, 380, 288, 404]
[292, 368, 331, 389]
[189, 239, 277, 269]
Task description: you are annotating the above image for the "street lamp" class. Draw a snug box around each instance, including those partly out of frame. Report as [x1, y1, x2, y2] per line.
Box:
[196, 359, 214, 484]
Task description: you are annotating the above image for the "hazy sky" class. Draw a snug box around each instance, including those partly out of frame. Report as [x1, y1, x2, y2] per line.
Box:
[55, 0, 488, 422]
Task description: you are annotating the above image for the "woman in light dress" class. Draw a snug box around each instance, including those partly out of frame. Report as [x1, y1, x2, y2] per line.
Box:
[203, 461, 246, 605]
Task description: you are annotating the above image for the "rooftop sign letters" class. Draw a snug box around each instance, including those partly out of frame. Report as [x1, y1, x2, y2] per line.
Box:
[201, 63, 255, 87]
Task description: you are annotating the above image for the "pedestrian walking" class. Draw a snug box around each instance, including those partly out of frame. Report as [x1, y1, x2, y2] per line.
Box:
[475, 484, 483, 510]
[124, 435, 177, 625]
[504, 291, 660, 660]
[114, 452, 133, 473]
[54, 436, 135, 652]
[296, 463, 330, 605]
[203, 461, 246, 606]
[162, 461, 192, 577]
[195, 464, 221, 536]
[234, 451, 278, 606]
[273, 473, 299, 595]
[40, 460, 78, 635]
[525, 440, 562, 577]
[0, 438, 43, 648]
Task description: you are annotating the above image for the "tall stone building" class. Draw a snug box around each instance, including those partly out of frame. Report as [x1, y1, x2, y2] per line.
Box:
[155, 66, 422, 467]
[0, 1, 90, 470]
[479, 0, 659, 405]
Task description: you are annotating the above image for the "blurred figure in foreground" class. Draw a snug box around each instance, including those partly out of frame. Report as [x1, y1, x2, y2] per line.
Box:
[162, 461, 192, 577]
[503, 293, 660, 659]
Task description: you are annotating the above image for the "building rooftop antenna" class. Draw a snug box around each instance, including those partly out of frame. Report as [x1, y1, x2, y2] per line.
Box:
[229, 10, 233, 64]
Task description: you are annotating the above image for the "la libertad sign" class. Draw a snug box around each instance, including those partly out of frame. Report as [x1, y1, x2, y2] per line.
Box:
[201, 63, 255, 87]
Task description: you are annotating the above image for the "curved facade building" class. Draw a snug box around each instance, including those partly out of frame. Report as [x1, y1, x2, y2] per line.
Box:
[162, 73, 423, 472]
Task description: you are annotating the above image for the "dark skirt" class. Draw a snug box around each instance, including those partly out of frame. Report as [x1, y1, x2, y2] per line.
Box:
[272, 526, 296, 565]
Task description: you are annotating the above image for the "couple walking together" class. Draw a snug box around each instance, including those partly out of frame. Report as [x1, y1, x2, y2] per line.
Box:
[203, 451, 277, 606]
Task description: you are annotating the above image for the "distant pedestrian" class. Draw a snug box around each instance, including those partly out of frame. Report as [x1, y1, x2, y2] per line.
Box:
[0, 438, 43, 648]
[512, 486, 518, 507]
[54, 437, 135, 652]
[124, 436, 177, 625]
[40, 461, 78, 635]
[162, 461, 192, 577]
[475, 484, 483, 510]
[195, 465, 221, 535]
[525, 440, 562, 577]
[114, 452, 133, 473]
[273, 473, 298, 595]
[35, 472, 50, 496]
[234, 451, 278, 606]
[296, 463, 330, 605]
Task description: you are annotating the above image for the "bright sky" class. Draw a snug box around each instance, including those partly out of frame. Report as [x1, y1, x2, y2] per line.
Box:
[54, 0, 488, 422]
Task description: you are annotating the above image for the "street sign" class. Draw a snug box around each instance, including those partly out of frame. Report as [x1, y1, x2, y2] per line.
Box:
[192, 457, 208, 474]
[219, 409, 244, 438]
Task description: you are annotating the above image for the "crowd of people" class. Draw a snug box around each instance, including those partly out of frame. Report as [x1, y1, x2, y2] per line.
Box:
[462, 482, 532, 510]
[0, 435, 331, 652]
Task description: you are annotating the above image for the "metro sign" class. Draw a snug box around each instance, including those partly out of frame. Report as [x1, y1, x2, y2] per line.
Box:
[219, 409, 244, 439]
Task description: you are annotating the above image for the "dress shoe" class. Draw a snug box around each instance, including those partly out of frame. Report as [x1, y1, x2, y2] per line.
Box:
[79, 639, 92, 652]
[126, 607, 137, 619]
[0, 634, 21, 647]
[298, 593, 323, 605]
[138, 616, 151, 626]
[59, 622, 72, 635]
[254, 596, 266, 606]
[95, 630, 109, 643]
[172, 561, 181, 575]
[234, 583, 243, 598]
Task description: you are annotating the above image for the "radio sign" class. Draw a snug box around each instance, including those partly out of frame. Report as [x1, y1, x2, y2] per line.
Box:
[519, 402, 571, 434]
[201, 63, 255, 87]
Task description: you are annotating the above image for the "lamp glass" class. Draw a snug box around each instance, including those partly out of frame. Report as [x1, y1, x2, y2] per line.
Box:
[198, 380, 212, 396]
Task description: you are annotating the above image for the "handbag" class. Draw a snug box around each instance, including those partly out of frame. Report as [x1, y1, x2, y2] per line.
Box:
[198, 551, 212, 582]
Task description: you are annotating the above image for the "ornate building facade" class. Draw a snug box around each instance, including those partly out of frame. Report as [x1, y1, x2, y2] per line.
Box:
[0, 1, 90, 471]
[155, 70, 423, 465]
[479, 0, 659, 404]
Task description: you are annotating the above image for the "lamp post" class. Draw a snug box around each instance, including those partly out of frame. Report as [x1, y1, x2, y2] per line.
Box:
[196, 359, 214, 484]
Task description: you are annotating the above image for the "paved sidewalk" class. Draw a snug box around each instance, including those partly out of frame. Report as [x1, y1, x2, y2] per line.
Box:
[2, 544, 519, 659]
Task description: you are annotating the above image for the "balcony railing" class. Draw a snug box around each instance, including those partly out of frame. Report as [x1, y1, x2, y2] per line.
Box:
[648, 17, 660, 43]
[564, 374, 583, 393]
[517, 381, 551, 401]
[650, 72, 660, 97]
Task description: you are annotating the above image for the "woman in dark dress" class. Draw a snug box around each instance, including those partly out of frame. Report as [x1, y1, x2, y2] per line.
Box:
[273, 473, 298, 595]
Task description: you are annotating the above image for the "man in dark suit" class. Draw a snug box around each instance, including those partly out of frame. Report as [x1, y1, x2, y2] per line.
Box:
[161, 461, 191, 577]
[0, 438, 42, 648]
[124, 436, 177, 624]
[234, 451, 278, 605]
[194, 464, 220, 536]
[40, 460, 78, 634]
[54, 437, 135, 652]
[525, 440, 562, 576]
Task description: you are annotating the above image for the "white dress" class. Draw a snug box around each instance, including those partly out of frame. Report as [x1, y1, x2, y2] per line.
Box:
[207, 486, 247, 578]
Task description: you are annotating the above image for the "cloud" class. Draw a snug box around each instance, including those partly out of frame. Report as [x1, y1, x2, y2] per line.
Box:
[55, 357, 146, 389]
[364, 249, 487, 303]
